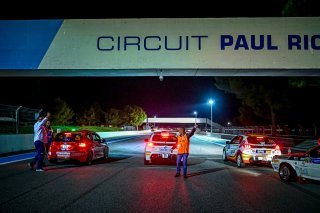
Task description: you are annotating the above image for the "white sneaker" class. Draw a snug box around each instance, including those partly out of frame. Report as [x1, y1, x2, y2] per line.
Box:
[36, 169, 44, 172]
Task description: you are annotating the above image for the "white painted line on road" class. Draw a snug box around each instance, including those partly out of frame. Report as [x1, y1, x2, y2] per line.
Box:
[235, 168, 262, 176]
[194, 135, 226, 147]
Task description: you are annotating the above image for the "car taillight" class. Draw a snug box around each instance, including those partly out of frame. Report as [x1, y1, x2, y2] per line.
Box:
[147, 142, 154, 147]
[275, 145, 280, 150]
[78, 142, 86, 147]
[244, 144, 251, 149]
[161, 132, 169, 138]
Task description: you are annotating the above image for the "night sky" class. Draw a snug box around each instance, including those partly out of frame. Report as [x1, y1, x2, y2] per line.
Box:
[0, 1, 287, 20]
[0, 77, 240, 125]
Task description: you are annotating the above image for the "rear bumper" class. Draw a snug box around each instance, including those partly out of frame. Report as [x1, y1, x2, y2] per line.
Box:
[48, 151, 88, 162]
[242, 154, 274, 164]
[145, 152, 177, 162]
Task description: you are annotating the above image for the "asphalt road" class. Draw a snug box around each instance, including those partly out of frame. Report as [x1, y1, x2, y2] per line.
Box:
[0, 135, 319, 213]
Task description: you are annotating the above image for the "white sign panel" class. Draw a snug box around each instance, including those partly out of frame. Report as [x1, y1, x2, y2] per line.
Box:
[39, 17, 320, 69]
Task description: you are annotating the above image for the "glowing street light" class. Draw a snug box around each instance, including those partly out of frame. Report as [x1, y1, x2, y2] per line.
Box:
[208, 99, 214, 133]
[194, 111, 197, 125]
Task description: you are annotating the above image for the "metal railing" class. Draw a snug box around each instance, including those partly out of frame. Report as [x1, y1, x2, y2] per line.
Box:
[0, 104, 42, 134]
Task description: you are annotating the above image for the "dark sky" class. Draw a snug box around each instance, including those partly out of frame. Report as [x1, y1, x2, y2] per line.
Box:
[1, 0, 288, 20]
[0, 77, 240, 125]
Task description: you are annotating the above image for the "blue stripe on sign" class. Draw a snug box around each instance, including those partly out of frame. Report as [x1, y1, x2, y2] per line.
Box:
[0, 20, 63, 69]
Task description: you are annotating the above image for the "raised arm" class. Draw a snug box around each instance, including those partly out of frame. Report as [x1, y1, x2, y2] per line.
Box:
[187, 126, 197, 139]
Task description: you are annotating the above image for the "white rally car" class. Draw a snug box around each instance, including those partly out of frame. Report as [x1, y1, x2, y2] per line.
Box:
[222, 134, 281, 168]
[144, 131, 178, 165]
[271, 145, 320, 182]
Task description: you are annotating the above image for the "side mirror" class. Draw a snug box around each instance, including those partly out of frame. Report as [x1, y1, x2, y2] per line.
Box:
[144, 138, 149, 142]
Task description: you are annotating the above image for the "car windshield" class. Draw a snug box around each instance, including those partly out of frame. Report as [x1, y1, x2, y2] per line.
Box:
[151, 134, 177, 142]
[247, 136, 275, 144]
[54, 133, 82, 142]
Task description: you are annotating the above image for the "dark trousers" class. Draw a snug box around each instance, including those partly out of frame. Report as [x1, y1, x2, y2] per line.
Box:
[176, 153, 189, 176]
[30, 140, 45, 170]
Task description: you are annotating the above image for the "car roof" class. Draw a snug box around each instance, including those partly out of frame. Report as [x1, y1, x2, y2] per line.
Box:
[152, 131, 178, 135]
[243, 134, 271, 137]
[58, 130, 93, 134]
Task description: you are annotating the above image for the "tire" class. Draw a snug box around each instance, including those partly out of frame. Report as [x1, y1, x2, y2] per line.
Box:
[86, 151, 93, 165]
[144, 159, 150, 165]
[144, 154, 150, 165]
[279, 163, 297, 182]
[236, 154, 245, 168]
[222, 149, 227, 161]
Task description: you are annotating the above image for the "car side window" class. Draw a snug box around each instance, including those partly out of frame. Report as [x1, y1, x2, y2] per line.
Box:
[309, 149, 320, 158]
[87, 134, 93, 141]
[230, 136, 241, 144]
[92, 133, 101, 143]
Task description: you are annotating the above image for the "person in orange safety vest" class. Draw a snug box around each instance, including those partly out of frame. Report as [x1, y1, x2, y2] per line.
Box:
[175, 125, 197, 179]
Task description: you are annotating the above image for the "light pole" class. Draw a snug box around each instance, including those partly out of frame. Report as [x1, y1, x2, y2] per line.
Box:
[209, 100, 214, 133]
[194, 111, 197, 125]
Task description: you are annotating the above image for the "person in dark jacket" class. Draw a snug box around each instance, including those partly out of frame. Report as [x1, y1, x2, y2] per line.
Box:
[42, 120, 54, 167]
[175, 125, 197, 178]
[44, 120, 54, 153]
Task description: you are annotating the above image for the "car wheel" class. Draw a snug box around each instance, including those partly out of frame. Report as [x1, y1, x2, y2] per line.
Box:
[237, 154, 245, 168]
[144, 159, 150, 165]
[222, 149, 227, 161]
[279, 163, 297, 182]
[86, 151, 93, 165]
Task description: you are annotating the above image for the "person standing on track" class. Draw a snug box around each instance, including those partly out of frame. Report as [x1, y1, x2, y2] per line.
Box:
[174, 125, 197, 179]
[28, 112, 51, 172]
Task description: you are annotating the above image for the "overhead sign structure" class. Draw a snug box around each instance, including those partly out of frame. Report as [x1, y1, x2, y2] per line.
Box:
[0, 17, 319, 76]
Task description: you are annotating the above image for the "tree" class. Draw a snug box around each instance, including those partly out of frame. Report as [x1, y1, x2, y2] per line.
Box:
[282, 0, 319, 17]
[105, 108, 123, 127]
[122, 105, 147, 130]
[52, 97, 75, 125]
[214, 77, 289, 135]
[78, 102, 104, 126]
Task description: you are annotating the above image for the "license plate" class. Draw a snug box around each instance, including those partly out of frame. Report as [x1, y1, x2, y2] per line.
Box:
[160, 147, 170, 154]
[256, 150, 266, 154]
[266, 150, 271, 154]
[160, 147, 169, 152]
[57, 152, 70, 157]
[162, 154, 169, 158]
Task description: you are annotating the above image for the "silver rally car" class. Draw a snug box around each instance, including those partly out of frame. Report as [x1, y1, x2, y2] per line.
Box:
[144, 131, 179, 165]
[271, 145, 320, 182]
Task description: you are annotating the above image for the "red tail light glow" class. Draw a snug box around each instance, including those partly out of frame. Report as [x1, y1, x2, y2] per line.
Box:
[161, 132, 169, 138]
[78, 143, 86, 147]
[64, 132, 72, 137]
[275, 145, 280, 150]
[244, 144, 251, 149]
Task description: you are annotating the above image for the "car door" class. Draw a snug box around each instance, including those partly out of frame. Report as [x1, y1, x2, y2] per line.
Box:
[91, 133, 105, 158]
[226, 136, 242, 158]
[306, 147, 320, 179]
